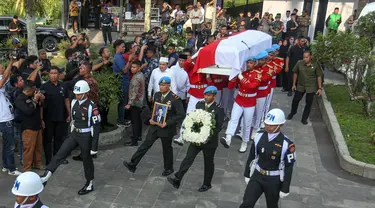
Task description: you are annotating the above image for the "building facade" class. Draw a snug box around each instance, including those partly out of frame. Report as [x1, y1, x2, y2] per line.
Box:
[262, 0, 369, 38]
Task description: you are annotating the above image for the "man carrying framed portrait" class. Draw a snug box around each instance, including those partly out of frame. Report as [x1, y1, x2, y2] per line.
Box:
[123, 76, 185, 177]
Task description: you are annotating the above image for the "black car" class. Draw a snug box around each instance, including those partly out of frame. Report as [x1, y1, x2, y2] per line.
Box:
[0, 16, 69, 52]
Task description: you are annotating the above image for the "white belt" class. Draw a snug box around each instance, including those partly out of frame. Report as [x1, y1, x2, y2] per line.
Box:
[102, 23, 111, 26]
[238, 91, 256, 98]
[256, 165, 280, 176]
[190, 84, 207, 89]
[74, 127, 91, 133]
[268, 81, 271, 84]
[258, 86, 268, 90]
[272, 76, 276, 79]
[213, 79, 223, 83]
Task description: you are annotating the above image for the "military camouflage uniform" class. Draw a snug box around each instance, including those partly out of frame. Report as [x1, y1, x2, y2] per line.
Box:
[216, 16, 227, 29]
[297, 15, 311, 37]
[271, 20, 284, 43]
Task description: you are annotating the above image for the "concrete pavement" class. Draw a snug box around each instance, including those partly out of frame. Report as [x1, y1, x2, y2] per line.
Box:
[1, 89, 375, 208]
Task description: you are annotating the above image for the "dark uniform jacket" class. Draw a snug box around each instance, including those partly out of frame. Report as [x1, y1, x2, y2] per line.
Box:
[15, 93, 42, 131]
[71, 99, 101, 151]
[244, 132, 296, 193]
[195, 101, 225, 148]
[150, 91, 184, 138]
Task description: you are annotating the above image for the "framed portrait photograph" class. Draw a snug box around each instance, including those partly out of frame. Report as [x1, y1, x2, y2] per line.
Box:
[152, 102, 169, 125]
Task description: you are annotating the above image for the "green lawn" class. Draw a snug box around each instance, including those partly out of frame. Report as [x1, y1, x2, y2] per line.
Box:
[324, 85, 375, 164]
[224, 0, 263, 8]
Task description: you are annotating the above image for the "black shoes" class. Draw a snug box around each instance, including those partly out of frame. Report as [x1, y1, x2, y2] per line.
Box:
[287, 91, 293, 97]
[162, 169, 174, 176]
[286, 114, 294, 120]
[78, 181, 94, 195]
[62, 160, 69, 165]
[301, 120, 308, 125]
[167, 176, 181, 189]
[72, 154, 83, 161]
[73, 154, 97, 161]
[220, 138, 229, 149]
[123, 160, 136, 173]
[198, 185, 212, 192]
[124, 141, 139, 146]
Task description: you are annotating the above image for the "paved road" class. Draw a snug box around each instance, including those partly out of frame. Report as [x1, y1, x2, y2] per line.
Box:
[1, 89, 375, 208]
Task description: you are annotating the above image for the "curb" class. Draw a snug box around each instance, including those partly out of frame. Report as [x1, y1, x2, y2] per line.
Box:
[98, 126, 125, 146]
[317, 88, 375, 179]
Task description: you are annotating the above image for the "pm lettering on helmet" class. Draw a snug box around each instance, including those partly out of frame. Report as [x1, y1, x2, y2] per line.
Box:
[266, 113, 276, 121]
[14, 180, 21, 190]
[74, 86, 80, 92]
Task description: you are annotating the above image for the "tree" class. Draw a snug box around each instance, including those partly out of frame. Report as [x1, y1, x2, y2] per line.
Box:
[312, 13, 375, 116]
[26, 0, 39, 55]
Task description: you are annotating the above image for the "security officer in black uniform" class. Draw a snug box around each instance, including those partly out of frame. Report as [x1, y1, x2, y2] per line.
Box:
[167, 86, 225, 192]
[240, 108, 296, 208]
[100, 7, 114, 46]
[40, 80, 101, 195]
[123, 76, 185, 176]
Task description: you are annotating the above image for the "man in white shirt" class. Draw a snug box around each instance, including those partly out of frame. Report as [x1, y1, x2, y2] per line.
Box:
[0, 58, 22, 176]
[197, 2, 205, 23]
[190, 5, 203, 37]
[205, 1, 215, 23]
[170, 54, 190, 110]
[282, 10, 291, 39]
[148, 57, 177, 102]
[170, 4, 181, 19]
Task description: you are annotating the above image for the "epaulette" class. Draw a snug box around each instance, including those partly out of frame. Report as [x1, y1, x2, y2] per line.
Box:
[272, 61, 279, 66]
[172, 92, 180, 100]
[266, 64, 273, 68]
[254, 69, 262, 74]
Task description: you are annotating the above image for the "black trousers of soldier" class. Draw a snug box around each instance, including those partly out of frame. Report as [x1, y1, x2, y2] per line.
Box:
[43, 121, 68, 165]
[131, 130, 173, 170]
[290, 91, 315, 121]
[240, 171, 281, 208]
[47, 132, 94, 181]
[175, 145, 216, 186]
[102, 26, 112, 44]
[99, 104, 109, 125]
[130, 106, 142, 142]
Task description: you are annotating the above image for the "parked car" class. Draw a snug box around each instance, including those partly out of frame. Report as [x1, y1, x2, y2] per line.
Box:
[0, 16, 69, 52]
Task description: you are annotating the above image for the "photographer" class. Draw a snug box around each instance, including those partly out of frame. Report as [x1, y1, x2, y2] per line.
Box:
[12, 38, 28, 62]
[65, 48, 79, 81]
[21, 56, 42, 88]
[70, 34, 91, 57]
[15, 80, 45, 172]
[93, 47, 113, 73]
[38, 49, 52, 75]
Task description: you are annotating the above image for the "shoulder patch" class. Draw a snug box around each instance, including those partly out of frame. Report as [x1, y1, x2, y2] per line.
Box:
[172, 92, 180, 100]
[289, 143, 295, 153]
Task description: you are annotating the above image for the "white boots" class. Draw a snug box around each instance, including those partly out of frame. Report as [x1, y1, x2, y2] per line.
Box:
[239, 141, 248, 153]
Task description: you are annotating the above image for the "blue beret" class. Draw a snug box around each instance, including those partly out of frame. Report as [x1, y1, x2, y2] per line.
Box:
[12, 38, 20, 45]
[159, 76, 171, 84]
[204, 86, 218, 94]
[265, 48, 275, 53]
[246, 56, 257, 62]
[256, 50, 268, 60]
[272, 44, 280, 50]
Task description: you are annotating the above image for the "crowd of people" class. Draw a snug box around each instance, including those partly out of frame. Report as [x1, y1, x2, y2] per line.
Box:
[0, 1, 331, 207]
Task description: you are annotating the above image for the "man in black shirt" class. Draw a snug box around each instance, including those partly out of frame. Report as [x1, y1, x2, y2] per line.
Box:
[21, 56, 42, 88]
[15, 80, 44, 172]
[65, 48, 79, 81]
[8, 15, 21, 36]
[12, 38, 28, 61]
[41, 66, 71, 166]
[286, 13, 298, 39]
[38, 49, 52, 75]
[285, 36, 306, 96]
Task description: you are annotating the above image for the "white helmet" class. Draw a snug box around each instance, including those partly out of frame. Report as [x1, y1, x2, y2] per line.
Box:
[73, 80, 90, 94]
[264, 108, 286, 125]
[12, 172, 44, 196]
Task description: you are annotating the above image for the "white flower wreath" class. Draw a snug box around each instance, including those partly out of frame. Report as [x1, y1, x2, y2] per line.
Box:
[182, 109, 216, 145]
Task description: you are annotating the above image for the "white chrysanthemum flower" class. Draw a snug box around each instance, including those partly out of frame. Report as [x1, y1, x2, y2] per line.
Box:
[182, 109, 215, 145]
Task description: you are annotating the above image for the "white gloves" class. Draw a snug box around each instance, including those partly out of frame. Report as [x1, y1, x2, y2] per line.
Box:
[238, 73, 244, 80]
[279, 191, 289, 199]
[245, 177, 250, 184]
[90, 150, 98, 155]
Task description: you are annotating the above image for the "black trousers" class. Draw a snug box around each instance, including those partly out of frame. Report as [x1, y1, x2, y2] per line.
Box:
[131, 129, 173, 170]
[240, 171, 281, 208]
[81, 8, 89, 28]
[47, 132, 94, 181]
[290, 90, 315, 121]
[175, 144, 216, 186]
[102, 26, 112, 44]
[43, 120, 67, 165]
[130, 106, 142, 141]
[287, 68, 294, 92]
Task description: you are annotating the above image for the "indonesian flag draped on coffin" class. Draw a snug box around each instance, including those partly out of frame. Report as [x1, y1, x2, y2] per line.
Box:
[191, 30, 272, 83]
